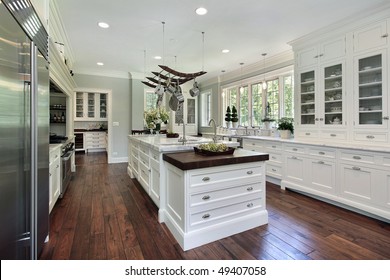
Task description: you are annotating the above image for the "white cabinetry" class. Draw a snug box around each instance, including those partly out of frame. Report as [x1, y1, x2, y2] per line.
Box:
[85, 131, 106, 153]
[75, 92, 107, 121]
[49, 145, 61, 213]
[171, 93, 197, 135]
[164, 161, 267, 250]
[291, 15, 390, 146]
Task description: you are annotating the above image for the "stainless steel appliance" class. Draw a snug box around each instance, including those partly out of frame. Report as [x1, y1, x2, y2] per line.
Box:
[0, 0, 49, 259]
[60, 142, 75, 198]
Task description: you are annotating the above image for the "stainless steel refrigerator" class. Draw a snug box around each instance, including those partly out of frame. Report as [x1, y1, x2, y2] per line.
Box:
[0, 0, 49, 259]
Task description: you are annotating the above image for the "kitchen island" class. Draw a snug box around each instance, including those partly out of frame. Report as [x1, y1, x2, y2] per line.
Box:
[162, 149, 269, 250]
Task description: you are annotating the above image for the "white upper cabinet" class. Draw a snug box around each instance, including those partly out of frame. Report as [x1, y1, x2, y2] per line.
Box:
[296, 37, 346, 68]
[74, 92, 108, 121]
[170, 92, 198, 135]
[353, 20, 388, 53]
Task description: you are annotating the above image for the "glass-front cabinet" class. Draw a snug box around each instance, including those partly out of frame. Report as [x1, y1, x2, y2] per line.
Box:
[299, 70, 316, 125]
[355, 52, 387, 127]
[323, 63, 343, 126]
[74, 92, 108, 121]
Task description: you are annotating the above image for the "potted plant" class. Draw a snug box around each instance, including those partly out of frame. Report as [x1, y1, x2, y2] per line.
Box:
[261, 117, 275, 130]
[225, 106, 232, 128]
[231, 106, 239, 128]
[277, 117, 294, 139]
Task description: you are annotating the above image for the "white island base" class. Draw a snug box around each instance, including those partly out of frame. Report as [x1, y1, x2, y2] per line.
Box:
[161, 150, 269, 251]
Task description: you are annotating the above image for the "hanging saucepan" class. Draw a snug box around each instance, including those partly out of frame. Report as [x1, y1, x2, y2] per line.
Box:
[169, 94, 179, 111]
[174, 80, 185, 103]
[189, 80, 200, 97]
[154, 84, 164, 96]
[156, 94, 163, 107]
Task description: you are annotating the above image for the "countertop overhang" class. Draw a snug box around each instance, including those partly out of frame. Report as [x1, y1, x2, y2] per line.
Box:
[163, 149, 269, 170]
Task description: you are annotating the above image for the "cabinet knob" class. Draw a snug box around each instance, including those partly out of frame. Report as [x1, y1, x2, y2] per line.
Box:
[352, 166, 361, 171]
[381, 33, 388, 38]
[247, 170, 253, 175]
[305, 132, 311, 136]
[315, 118, 319, 121]
[318, 161, 325, 164]
[272, 168, 277, 172]
[291, 156, 298, 160]
[383, 116, 389, 120]
[202, 177, 210, 182]
[366, 135, 375, 139]
[247, 203, 254, 208]
[293, 148, 298, 151]
[272, 156, 276, 159]
[353, 156, 361, 160]
[247, 187, 254, 191]
[202, 195, 211, 200]
[330, 134, 337, 137]
[319, 151, 325, 155]
[202, 213, 210, 219]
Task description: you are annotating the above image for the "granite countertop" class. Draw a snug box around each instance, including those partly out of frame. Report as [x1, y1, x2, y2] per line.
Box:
[163, 149, 269, 170]
[128, 134, 239, 152]
[74, 129, 108, 132]
[236, 135, 390, 153]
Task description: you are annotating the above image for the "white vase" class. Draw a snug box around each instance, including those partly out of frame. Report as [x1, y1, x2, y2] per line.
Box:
[279, 130, 291, 139]
[232, 122, 238, 128]
[264, 121, 271, 130]
[226, 121, 231, 128]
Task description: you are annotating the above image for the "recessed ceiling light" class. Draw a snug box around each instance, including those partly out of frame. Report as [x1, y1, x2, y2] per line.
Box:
[195, 7, 208, 15]
[154, 56, 162, 60]
[98, 22, 109, 28]
[97, 62, 104, 66]
[222, 49, 230, 53]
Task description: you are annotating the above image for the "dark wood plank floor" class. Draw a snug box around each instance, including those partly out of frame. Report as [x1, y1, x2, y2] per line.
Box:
[39, 151, 390, 260]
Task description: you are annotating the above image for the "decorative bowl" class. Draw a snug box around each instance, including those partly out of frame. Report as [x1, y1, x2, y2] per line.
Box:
[194, 147, 235, 156]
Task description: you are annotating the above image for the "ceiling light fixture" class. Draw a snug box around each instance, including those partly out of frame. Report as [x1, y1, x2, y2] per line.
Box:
[222, 49, 230, 53]
[195, 7, 208, 15]
[98, 22, 109, 29]
[239, 62, 244, 94]
[262, 53, 267, 90]
[97, 62, 104, 66]
[154, 56, 162, 60]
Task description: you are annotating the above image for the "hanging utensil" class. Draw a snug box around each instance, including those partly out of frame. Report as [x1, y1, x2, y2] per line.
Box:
[189, 80, 200, 97]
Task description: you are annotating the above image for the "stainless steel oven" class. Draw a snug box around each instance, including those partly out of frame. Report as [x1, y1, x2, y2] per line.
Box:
[60, 142, 74, 198]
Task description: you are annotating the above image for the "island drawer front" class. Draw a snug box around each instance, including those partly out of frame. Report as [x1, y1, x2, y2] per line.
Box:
[139, 144, 149, 155]
[243, 140, 263, 149]
[150, 150, 159, 161]
[190, 183, 262, 208]
[130, 141, 139, 150]
[284, 144, 305, 154]
[268, 152, 282, 164]
[139, 162, 150, 187]
[339, 151, 375, 164]
[320, 131, 347, 140]
[189, 165, 263, 188]
[138, 150, 149, 167]
[243, 144, 264, 153]
[49, 148, 60, 164]
[189, 198, 263, 229]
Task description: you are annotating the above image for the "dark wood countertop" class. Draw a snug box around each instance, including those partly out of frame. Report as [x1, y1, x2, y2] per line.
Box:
[163, 148, 269, 170]
[74, 129, 107, 132]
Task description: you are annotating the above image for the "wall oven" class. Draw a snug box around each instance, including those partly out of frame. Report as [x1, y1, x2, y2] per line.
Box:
[60, 142, 74, 198]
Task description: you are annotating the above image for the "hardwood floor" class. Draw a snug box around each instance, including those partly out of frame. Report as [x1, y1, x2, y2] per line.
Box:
[39, 151, 390, 260]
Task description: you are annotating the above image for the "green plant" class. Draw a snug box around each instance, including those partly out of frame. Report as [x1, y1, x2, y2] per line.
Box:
[231, 106, 238, 122]
[225, 106, 232, 122]
[277, 117, 294, 133]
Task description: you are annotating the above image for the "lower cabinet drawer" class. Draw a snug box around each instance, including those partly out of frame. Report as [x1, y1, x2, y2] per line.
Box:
[189, 198, 263, 229]
[320, 131, 347, 140]
[353, 132, 388, 143]
[190, 183, 262, 207]
[266, 163, 282, 178]
[190, 165, 263, 187]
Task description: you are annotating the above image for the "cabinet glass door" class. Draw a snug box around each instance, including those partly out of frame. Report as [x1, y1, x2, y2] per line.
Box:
[100, 93, 107, 119]
[87, 93, 95, 118]
[300, 70, 316, 125]
[76, 92, 84, 118]
[324, 64, 343, 126]
[187, 98, 196, 124]
[358, 54, 383, 125]
[175, 103, 184, 124]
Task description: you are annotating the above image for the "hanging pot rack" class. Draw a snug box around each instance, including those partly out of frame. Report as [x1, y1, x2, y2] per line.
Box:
[141, 64, 206, 88]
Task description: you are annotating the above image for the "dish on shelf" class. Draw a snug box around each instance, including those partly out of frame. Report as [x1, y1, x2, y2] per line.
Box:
[362, 66, 372, 71]
[330, 107, 341, 112]
[306, 109, 315, 113]
[371, 105, 381, 110]
[194, 146, 235, 156]
[304, 78, 314, 82]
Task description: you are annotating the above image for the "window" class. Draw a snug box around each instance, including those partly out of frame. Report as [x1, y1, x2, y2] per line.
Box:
[144, 90, 157, 111]
[239, 86, 249, 126]
[201, 91, 212, 126]
[283, 75, 294, 118]
[266, 79, 279, 121]
[252, 83, 263, 126]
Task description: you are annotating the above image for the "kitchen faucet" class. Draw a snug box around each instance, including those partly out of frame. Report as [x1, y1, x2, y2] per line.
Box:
[178, 118, 187, 144]
[208, 118, 217, 143]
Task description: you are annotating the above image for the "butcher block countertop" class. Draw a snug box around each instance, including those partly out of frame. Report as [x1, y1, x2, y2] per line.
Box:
[163, 148, 269, 170]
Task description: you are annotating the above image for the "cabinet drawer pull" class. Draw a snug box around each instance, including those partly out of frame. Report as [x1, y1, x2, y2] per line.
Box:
[292, 148, 298, 151]
[272, 145, 276, 148]
[318, 161, 325, 164]
[247, 203, 254, 208]
[202, 214, 210, 219]
[381, 33, 388, 38]
[202, 177, 210, 182]
[319, 151, 325, 155]
[352, 166, 361, 171]
[247, 170, 253, 175]
[252, 143, 256, 145]
[291, 156, 298, 160]
[305, 132, 311, 136]
[366, 135, 375, 139]
[247, 187, 254, 191]
[271, 156, 276, 159]
[56, 165, 59, 169]
[272, 168, 277, 172]
[330, 134, 337, 137]
[383, 116, 389, 120]
[202, 195, 211, 200]
[352, 156, 361, 160]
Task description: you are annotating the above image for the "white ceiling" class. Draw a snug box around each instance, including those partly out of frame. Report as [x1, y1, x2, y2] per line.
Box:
[54, 0, 389, 81]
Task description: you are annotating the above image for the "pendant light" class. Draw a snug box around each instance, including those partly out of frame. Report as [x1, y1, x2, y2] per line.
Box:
[239, 62, 244, 94]
[262, 53, 267, 90]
